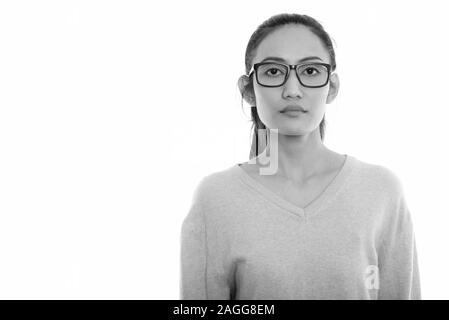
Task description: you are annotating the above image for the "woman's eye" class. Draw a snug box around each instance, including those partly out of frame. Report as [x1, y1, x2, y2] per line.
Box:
[302, 67, 319, 76]
[266, 68, 283, 76]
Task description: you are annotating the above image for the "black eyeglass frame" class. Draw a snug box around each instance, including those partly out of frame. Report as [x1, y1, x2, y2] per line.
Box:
[247, 62, 333, 88]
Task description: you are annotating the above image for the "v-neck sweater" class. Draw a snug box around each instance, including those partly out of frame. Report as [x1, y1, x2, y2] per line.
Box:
[180, 154, 421, 300]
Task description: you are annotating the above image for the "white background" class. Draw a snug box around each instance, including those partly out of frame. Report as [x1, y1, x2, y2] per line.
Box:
[0, 0, 447, 299]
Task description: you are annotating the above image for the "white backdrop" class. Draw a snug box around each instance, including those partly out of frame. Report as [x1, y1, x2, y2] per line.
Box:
[0, 0, 447, 299]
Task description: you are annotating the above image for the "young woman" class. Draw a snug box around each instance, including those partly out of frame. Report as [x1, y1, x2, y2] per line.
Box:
[180, 13, 421, 300]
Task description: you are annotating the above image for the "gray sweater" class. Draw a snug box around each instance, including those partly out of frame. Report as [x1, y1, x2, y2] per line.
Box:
[180, 154, 421, 299]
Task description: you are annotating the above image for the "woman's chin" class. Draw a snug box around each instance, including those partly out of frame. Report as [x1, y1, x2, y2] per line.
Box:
[273, 128, 309, 136]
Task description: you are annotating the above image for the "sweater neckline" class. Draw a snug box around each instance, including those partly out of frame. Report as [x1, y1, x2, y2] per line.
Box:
[232, 154, 356, 219]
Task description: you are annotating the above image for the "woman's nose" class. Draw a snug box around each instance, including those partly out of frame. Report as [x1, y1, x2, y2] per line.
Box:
[283, 70, 304, 98]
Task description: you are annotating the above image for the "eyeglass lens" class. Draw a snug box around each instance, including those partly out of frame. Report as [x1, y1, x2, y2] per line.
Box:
[257, 63, 328, 87]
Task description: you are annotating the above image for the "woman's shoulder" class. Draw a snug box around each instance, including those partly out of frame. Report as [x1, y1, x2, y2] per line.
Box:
[190, 163, 242, 203]
[350, 155, 405, 196]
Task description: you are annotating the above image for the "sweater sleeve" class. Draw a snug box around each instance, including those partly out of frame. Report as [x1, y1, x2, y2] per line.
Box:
[377, 183, 421, 300]
[180, 195, 232, 300]
[180, 201, 207, 299]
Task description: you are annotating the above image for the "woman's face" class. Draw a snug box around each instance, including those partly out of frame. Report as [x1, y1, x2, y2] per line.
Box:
[251, 24, 338, 136]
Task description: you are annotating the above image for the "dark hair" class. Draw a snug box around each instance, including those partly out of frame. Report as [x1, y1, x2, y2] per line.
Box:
[240, 13, 337, 159]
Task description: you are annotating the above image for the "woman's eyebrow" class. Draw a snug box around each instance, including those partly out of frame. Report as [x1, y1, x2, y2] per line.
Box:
[260, 56, 323, 63]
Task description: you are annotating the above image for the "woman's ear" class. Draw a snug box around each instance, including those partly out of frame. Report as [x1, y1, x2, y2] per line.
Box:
[326, 73, 340, 104]
[238, 75, 256, 106]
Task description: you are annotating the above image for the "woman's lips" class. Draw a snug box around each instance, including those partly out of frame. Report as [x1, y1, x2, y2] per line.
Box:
[280, 110, 307, 117]
[280, 105, 307, 112]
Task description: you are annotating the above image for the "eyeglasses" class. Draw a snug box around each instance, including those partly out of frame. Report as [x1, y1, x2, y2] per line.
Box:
[248, 62, 332, 88]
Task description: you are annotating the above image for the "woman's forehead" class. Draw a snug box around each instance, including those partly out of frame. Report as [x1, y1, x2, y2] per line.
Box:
[254, 25, 329, 64]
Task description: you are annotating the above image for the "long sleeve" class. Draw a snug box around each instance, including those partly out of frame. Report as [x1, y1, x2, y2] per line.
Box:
[180, 194, 232, 300]
[180, 201, 207, 299]
[377, 189, 421, 300]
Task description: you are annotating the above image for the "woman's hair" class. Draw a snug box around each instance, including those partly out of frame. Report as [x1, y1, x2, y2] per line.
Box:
[240, 13, 337, 159]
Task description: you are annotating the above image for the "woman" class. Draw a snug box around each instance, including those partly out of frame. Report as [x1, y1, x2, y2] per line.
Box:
[180, 13, 421, 300]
